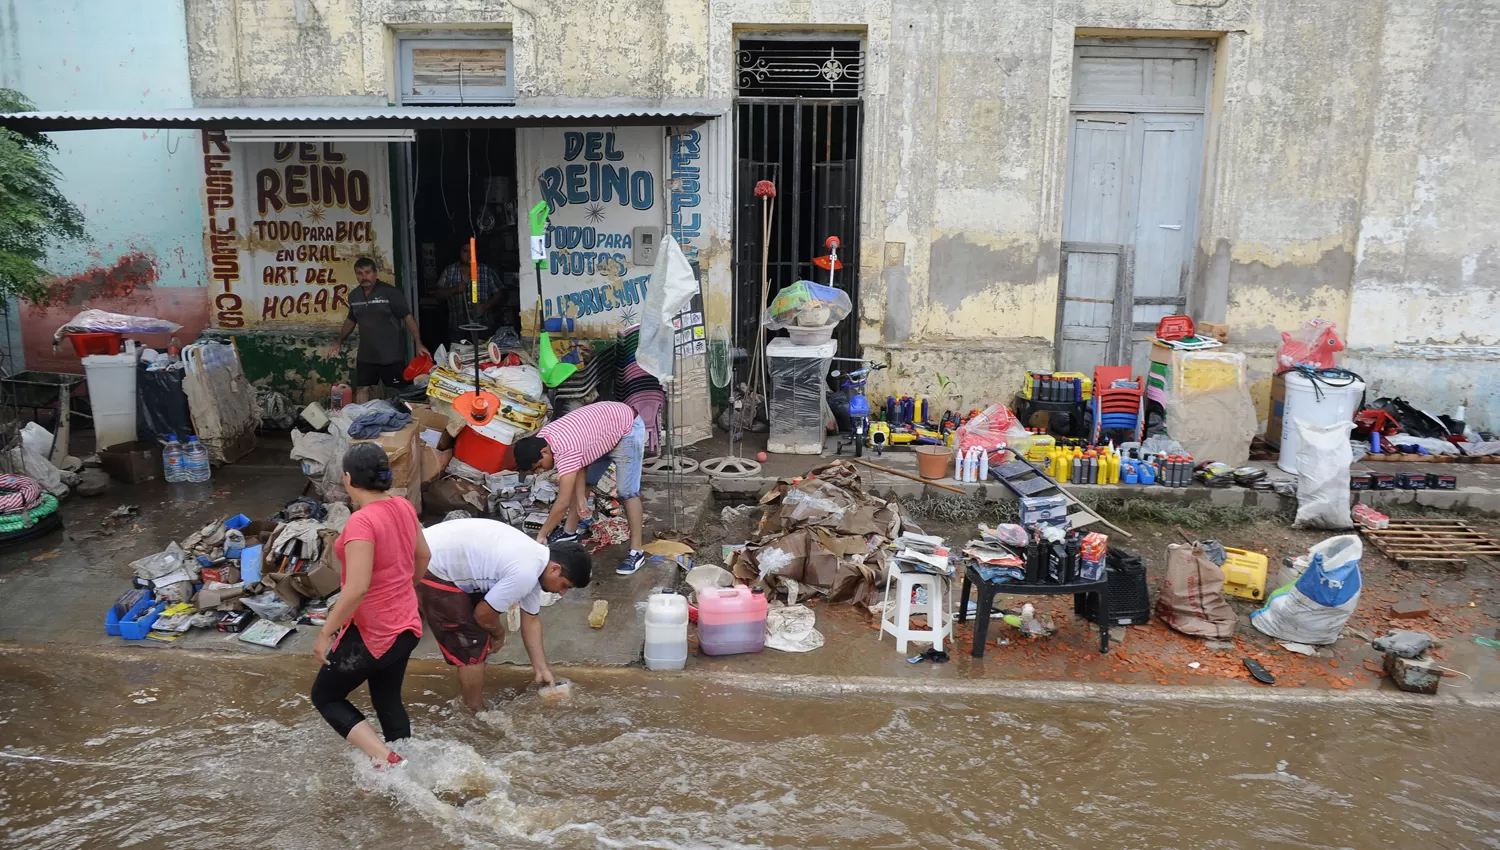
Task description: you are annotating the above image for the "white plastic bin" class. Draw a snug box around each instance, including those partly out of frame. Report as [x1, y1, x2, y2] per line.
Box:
[1277, 371, 1365, 474]
[766, 337, 835, 455]
[82, 353, 139, 452]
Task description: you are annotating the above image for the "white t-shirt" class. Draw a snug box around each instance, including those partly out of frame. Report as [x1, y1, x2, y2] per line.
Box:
[424, 518, 549, 615]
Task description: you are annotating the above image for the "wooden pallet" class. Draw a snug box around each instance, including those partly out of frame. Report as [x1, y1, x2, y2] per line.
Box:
[1361, 518, 1500, 568]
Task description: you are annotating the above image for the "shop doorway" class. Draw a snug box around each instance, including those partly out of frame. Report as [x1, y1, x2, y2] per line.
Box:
[733, 39, 865, 369]
[407, 128, 521, 352]
[1057, 40, 1212, 377]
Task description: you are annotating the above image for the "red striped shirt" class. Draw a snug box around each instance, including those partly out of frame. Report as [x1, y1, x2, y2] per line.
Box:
[538, 401, 636, 476]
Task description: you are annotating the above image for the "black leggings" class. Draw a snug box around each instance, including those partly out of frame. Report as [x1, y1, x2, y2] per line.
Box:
[311, 624, 420, 741]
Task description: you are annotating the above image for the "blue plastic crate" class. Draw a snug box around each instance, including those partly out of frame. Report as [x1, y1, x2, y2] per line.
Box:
[105, 593, 151, 636]
[118, 599, 168, 640]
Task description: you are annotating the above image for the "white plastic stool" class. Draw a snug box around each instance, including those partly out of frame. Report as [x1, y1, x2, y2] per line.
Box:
[879, 568, 952, 653]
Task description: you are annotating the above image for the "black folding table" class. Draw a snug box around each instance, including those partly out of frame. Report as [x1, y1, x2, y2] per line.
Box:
[957, 563, 1110, 657]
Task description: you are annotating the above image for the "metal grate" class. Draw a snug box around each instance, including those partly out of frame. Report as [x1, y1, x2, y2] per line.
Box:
[737, 40, 864, 97]
[734, 100, 864, 363]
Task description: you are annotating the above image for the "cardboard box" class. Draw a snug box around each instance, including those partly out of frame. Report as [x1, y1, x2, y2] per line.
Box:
[1265, 373, 1287, 448]
[1198, 321, 1230, 343]
[409, 404, 459, 451]
[289, 562, 342, 599]
[419, 448, 453, 486]
[261, 572, 306, 609]
[200, 564, 241, 584]
[100, 441, 163, 484]
[352, 420, 424, 515]
[193, 583, 244, 611]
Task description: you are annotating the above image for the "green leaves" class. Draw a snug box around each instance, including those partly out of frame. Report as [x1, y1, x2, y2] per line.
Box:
[0, 89, 87, 305]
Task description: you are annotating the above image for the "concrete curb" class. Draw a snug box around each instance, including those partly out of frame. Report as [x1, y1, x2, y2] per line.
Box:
[5, 643, 1494, 709]
[685, 472, 1500, 516]
[695, 671, 1500, 708]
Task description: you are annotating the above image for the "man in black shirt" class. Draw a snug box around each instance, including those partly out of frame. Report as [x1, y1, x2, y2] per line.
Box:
[326, 257, 428, 402]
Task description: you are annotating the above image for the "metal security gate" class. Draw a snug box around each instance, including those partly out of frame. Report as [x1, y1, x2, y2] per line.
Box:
[734, 40, 865, 366]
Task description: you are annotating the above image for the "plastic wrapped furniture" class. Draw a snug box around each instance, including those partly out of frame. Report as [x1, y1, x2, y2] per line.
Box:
[766, 338, 835, 454]
[181, 341, 259, 464]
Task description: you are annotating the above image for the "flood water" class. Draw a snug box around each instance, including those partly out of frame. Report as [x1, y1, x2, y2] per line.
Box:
[1, 649, 1497, 850]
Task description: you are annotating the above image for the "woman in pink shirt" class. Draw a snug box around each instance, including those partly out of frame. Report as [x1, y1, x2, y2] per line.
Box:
[311, 443, 429, 767]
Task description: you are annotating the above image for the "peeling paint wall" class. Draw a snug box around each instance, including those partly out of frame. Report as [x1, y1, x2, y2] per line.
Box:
[2, 0, 206, 374]
[178, 0, 1499, 422]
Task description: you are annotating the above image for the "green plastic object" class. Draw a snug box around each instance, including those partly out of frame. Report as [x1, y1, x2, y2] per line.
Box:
[528, 201, 550, 270]
[539, 332, 578, 388]
[0, 493, 59, 533]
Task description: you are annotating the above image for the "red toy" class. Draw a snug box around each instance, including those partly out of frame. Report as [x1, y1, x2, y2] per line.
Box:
[1278, 318, 1345, 370]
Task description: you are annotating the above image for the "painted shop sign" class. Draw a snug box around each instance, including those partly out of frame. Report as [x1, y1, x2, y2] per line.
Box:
[200, 130, 394, 329]
[524, 127, 662, 333]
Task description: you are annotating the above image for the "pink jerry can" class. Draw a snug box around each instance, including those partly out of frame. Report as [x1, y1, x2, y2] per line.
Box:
[697, 585, 768, 656]
[330, 383, 352, 411]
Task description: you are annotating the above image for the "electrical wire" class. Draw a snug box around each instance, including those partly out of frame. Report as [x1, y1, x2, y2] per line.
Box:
[466, 129, 475, 237]
[439, 131, 453, 227]
[1274, 365, 1364, 405]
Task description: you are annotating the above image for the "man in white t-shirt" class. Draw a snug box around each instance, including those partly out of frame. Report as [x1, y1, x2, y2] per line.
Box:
[414, 518, 592, 712]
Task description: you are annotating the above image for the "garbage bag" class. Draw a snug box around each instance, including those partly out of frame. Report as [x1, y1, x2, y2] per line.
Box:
[1251, 535, 1362, 645]
[1373, 630, 1432, 659]
[242, 590, 299, 622]
[637, 235, 699, 382]
[954, 402, 1032, 458]
[136, 365, 193, 441]
[130, 542, 186, 581]
[763, 281, 852, 330]
[1156, 543, 1236, 639]
[1293, 419, 1355, 529]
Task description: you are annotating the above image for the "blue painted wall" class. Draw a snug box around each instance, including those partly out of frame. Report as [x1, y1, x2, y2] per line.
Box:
[0, 0, 206, 373]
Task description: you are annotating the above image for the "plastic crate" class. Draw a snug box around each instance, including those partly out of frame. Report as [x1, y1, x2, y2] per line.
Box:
[108, 595, 167, 639]
[1075, 549, 1151, 626]
[67, 332, 123, 356]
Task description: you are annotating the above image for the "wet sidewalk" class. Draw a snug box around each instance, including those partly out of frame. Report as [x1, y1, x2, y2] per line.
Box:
[0, 435, 697, 670]
[2, 434, 1497, 700]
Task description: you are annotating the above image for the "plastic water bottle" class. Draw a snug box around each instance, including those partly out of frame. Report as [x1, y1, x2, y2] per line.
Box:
[162, 435, 185, 483]
[184, 436, 212, 483]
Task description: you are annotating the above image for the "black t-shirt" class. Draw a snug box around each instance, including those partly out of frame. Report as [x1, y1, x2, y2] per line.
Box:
[346, 281, 409, 365]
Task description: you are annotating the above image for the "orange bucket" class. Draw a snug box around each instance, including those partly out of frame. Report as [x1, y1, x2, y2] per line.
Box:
[915, 445, 954, 479]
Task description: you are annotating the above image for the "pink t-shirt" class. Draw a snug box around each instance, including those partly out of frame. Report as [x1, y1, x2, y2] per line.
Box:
[537, 401, 636, 476]
[333, 497, 423, 658]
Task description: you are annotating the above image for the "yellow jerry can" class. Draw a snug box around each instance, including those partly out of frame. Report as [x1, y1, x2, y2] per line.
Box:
[1221, 547, 1269, 601]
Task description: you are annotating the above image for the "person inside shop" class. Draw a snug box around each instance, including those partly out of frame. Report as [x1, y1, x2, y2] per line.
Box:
[512, 400, 648, 576]
[433, 242, 503, 336]
[311, 443, 428, 768]
[414, 516, 591, 712]
[325, 257, 429, 402]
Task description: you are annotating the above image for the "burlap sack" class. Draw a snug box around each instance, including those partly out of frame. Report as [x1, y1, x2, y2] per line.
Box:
[1156, 543, 1237, 639]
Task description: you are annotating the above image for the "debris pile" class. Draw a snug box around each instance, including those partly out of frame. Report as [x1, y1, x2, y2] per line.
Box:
[729, 460, 916, 605]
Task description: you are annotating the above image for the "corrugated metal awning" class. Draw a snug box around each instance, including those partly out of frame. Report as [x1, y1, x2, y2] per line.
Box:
[0, 104, 723, 133]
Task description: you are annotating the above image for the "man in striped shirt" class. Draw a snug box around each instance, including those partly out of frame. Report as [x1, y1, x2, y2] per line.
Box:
[513, 401, 648, 576]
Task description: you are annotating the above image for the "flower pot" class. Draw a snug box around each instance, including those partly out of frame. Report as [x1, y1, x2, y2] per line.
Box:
[915, 445, 954, 480]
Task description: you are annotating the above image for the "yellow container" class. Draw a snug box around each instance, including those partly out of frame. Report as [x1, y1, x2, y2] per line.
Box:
[1221, 547, 1269, 601]
[1025, 434, 1056, 462]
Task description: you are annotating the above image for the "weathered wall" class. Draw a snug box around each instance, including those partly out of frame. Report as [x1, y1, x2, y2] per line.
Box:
[1, 0, 208, 375]
[181, 0, 1499, 424]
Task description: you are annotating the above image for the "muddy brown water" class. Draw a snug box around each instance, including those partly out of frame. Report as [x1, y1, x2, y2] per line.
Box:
[1, 650, 1497, 849]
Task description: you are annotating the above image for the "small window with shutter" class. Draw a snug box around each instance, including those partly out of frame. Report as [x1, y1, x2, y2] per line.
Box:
[398, 35, 514, 104]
